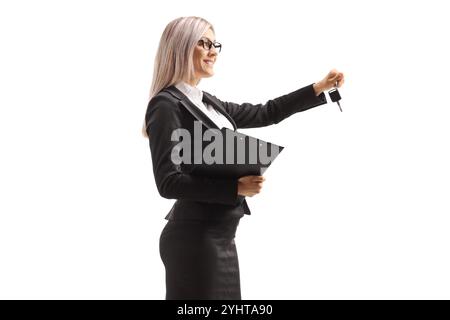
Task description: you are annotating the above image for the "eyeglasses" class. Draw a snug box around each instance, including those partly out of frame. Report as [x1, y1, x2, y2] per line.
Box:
[197, 38, 222, 53]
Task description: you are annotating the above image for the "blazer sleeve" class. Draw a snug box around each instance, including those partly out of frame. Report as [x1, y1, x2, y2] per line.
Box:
[211, 83, 327, 129]
[145, 95, 239, 205]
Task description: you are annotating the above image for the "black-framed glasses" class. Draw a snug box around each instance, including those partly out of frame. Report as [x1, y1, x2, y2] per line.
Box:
[197, 38, 222, 53]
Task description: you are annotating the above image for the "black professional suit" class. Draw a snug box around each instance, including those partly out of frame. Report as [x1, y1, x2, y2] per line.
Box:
[145, 82, 327, 299]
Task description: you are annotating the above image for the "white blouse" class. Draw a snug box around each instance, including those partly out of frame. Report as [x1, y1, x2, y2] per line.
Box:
[175, 81, 234, 130]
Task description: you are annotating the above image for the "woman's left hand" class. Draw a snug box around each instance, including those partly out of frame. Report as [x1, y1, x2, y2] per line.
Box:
[313, 69, 345, 95]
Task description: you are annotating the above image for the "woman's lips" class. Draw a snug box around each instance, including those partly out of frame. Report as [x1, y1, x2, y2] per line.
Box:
[204, 60, 214, 66]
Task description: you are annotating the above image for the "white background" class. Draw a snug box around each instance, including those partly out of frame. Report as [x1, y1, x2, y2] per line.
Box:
[1, 0, 449, 299]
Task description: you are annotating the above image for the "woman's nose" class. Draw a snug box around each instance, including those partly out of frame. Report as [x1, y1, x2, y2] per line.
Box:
[209, 47, 218, 55]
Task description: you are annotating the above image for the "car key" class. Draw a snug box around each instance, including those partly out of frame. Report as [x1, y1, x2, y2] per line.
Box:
[328, 82, 342, 112]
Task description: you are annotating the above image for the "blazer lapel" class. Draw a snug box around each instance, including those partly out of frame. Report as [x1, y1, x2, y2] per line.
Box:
[163, 84, 237, 131]
[202, 92, 237, 131]
[163, 85, 219, 130]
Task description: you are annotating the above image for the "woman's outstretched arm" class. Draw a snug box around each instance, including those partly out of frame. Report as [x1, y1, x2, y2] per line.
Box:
[205, 69, 345, 129]
[205, 83, 327, 129]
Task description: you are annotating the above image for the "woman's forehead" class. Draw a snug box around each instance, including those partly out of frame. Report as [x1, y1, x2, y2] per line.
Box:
[201, 36, 216, 42]
[202, 29, 216, 42]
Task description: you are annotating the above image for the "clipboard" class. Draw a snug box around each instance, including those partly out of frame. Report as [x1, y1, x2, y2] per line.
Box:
[181, 127, 284, 179]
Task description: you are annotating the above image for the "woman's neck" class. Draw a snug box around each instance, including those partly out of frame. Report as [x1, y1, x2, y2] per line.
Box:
[185, 77, 200, 87]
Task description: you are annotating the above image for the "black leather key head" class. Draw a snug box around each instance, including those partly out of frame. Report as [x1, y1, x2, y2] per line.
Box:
[328, 88, 341, 102]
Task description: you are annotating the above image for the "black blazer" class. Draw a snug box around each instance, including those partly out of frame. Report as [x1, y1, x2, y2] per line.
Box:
[145, 83, 327, 221]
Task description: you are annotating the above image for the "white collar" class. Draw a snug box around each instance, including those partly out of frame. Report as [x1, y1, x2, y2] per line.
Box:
[174, 81, 203, 102]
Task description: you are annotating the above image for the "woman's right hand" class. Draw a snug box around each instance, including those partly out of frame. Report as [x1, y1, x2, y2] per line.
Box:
[237, 175, 266, 197]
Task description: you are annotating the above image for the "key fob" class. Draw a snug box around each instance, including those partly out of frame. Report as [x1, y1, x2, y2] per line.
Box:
[328, 88, 341, 102]
[328, 86, 343, 112]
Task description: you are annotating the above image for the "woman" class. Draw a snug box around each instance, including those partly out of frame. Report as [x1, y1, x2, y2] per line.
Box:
[143, 16, 344, 300]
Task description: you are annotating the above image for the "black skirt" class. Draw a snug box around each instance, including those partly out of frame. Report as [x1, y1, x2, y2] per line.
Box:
[159, 217, 241, 300]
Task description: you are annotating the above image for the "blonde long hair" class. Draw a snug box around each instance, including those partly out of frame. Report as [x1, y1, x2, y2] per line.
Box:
[141, 16, 215, 138]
